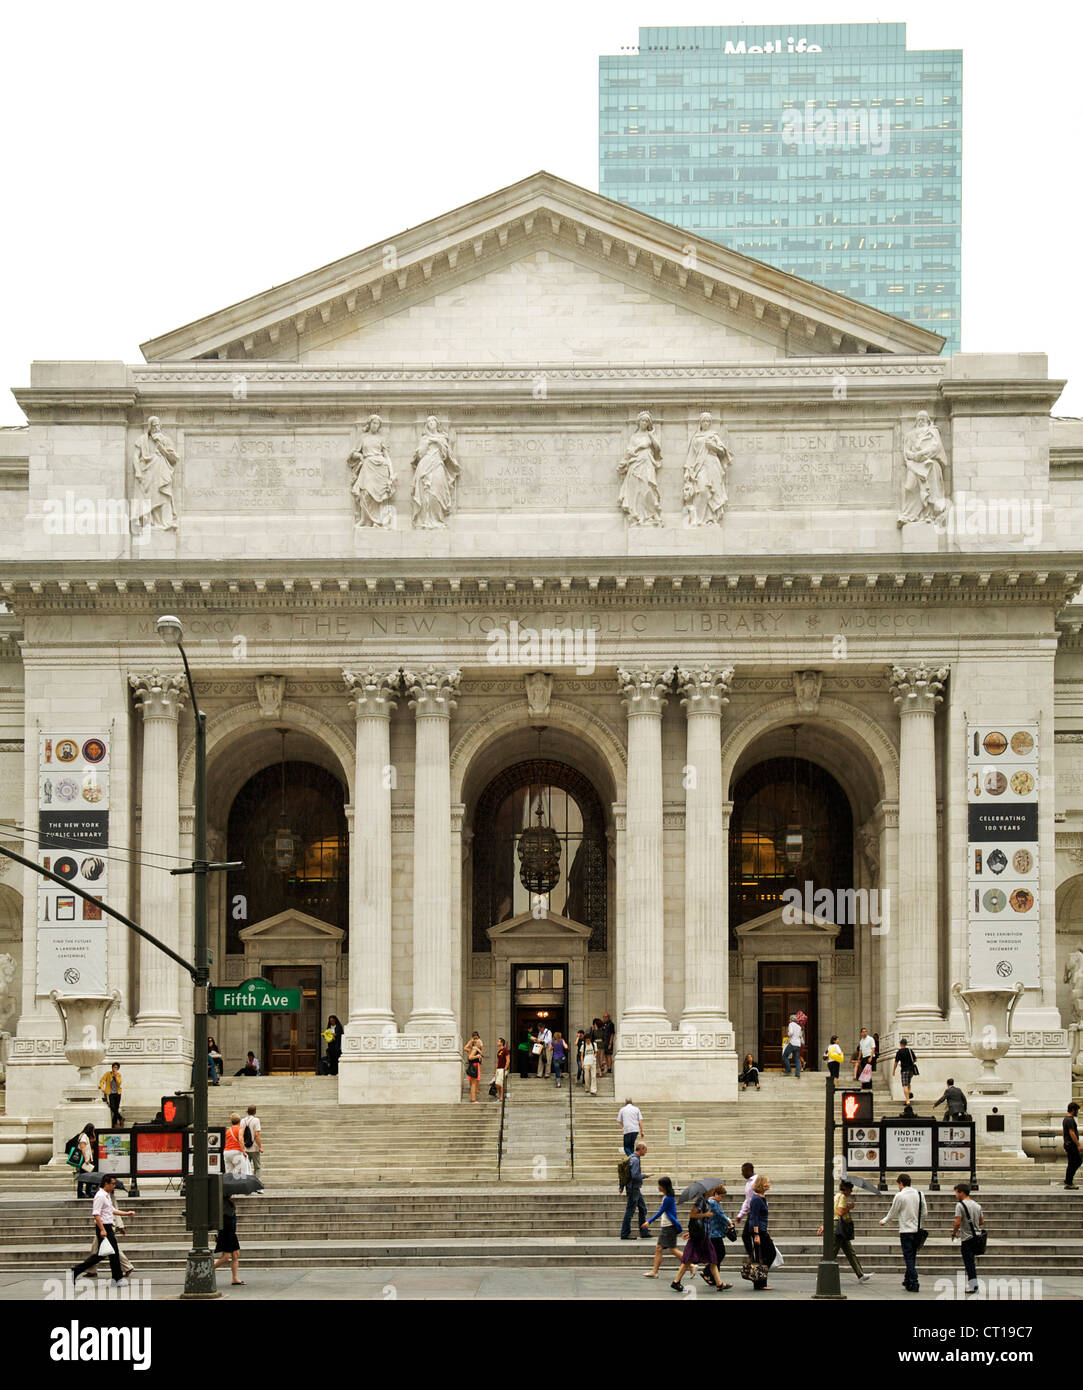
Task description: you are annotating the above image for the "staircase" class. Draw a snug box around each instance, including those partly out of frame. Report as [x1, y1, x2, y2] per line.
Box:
[498, 1072, 574, 1182]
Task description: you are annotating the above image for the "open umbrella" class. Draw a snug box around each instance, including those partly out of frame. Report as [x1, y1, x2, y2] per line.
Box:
[839, 1167, 880, 1194]
[223, 1173, 263, 1196]
[677, 1177, 725, 1204]
[81, 1172, 126, 1191]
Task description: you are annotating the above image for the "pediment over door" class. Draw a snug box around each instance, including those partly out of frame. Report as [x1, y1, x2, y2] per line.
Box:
[736, 906, 840, 943]
[487, 908, 593, 943]
[239, 910, 344, 946]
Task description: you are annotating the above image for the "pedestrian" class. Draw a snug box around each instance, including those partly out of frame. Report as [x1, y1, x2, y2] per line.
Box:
[853, 1027, 876, 1081]
[699, 1185, 735, 1289]
[816, 1179, 872, 1283]
[71, 1175, 131, 1286]
[618, 1097, 645, 1155]
[671, 1194, 727, 1291]
[464, 1031, 484, 1103]
[97, 1061, 123, 1126]
[619, 1141, 649, 1240]
[213, 1195, 245, 1285]
[233, 1051, 260, 1076]
[207, 1036, 223, 1086]
[782, 1014, 803, 1077]
[574, 1029, 586, 1085]
[224, 1113, 251, 1177]
[951, 1181, 985, 1295]
[493, 1038, 510, 1101]
[825, 1036, 844, 1088]
[243, 1105, 262, 1173]
[600, 1011, 616, 1075]
[552, 1031, 567, 1087]
[74, 1123, 96, 1199]
[932, 1077, 969, 1121]
[746, 1175, 775, 1290]
[738, 1053, 760, 1090]
[533, 1020, 553, 1078]
[80, 1200, 136, 1280]
[582, 1032, 598, 1095]
[736, 1160, 758, 1256]
[1063, 1101, 1082, 1189]
[589, 1017, 605, 1074]
[641, 1175, 683, 1278]
[322, 1015, 343, 1075]
[893, 1037, 919, 1106]
[517, 1025, 533, 1079]
[879, 1172, 927, 1292]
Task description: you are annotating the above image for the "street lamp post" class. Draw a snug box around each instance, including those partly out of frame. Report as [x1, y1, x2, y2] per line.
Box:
[812, 1071, 845, 1300]
[156, 614, 217, 1298]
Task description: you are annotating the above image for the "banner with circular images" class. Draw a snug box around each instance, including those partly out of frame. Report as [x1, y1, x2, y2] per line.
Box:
[37, 730, 110, 996]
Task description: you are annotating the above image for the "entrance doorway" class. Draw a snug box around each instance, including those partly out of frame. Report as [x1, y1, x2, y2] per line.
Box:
[758, 961, 816, 1070]
[262, 965, 321, 1074]
[511, 963, 567, 1078]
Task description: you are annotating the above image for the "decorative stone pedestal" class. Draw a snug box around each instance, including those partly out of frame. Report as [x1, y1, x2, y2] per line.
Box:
[338, 1031, 463, 1104]
[614, 1028, 738, 1103]
[968, 1085, 1026, 1160]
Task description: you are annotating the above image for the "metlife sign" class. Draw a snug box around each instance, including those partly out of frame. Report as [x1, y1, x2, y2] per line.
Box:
[722, 36, 823, 54]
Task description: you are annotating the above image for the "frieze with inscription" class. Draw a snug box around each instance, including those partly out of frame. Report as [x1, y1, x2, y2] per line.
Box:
[182, 432, 353, 514]
[727, 428, 895, 509]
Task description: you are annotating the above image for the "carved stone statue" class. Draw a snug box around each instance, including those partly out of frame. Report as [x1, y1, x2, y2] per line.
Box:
[524, 673, 553, 719]
[255, 675, 286, 719]
[857, 821, 880, 879]
[682, 412, 731, 526]
[792, 670, 823, 714]
[0, 952, 18, 1035]
[618, 411, 662, 526]
[1065, 947, 1083, 1024]
[410, 416, 459, 529]
[898, 410, 949, 529]
[348, 413, 397, 528]
[132, 417, 179, 532]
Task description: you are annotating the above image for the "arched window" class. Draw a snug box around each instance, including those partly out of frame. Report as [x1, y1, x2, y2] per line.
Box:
[728, 757, 854, 949]
[225, 761, 348, 952]
[472, 760, 607, 951]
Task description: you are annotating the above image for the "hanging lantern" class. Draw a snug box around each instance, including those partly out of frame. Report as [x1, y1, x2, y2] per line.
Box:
[518, 804, 562, 895]
[261, 728, 304, 873]
[777, 724, 806, 868]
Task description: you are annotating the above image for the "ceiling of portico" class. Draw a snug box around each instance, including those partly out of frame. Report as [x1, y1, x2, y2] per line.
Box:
[203, 724, 347, 830]
[729, 717, 889, 821]
[459, 721, 620, 823]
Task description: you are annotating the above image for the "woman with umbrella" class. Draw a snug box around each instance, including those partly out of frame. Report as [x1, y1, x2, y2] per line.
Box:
[670, 1193, 728, 1292]
[213, 1195, 245, 1285]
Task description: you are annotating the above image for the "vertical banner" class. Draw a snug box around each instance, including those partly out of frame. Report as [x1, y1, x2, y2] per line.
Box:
[36, 731, 110, 994]
[966, 723, 1039, 987]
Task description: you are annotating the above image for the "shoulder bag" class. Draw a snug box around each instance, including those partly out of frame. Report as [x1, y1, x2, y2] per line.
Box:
[962, 1200, 988, 1256]
[913, 1192, 929, 1250]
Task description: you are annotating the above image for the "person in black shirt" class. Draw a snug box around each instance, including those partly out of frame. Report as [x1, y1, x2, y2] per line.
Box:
[1063, 1102, 1082, 1189]
[893, 1038, 918, 1106]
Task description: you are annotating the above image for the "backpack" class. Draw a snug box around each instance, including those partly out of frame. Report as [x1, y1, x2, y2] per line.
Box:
[617, 1155, 634, 1190]
[242, 1122, 255, 1148]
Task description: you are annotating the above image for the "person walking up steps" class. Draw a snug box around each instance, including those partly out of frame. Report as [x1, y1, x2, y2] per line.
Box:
[782, 1015, 803, 1077]
[951, 1182, 985, 1295]
[817, 1179, 872, 1284]
[552, 1031, 567, 1087]
[243, 1105, 262, 1174]
[618, 1098, 644, 1155]
[1063, 1102, 1082, 1189]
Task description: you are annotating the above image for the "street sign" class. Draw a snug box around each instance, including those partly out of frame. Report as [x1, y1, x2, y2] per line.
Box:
[668, 1119, 686, 1147]
[211, 977, 301, 1013]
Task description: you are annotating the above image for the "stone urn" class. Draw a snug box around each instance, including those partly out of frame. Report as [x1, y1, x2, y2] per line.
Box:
[951, 981, 1024, 1085]
[50, 990, 121, 1093]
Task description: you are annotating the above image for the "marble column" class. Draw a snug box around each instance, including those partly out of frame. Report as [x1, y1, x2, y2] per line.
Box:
[343, 669, 398, 1027]
[890, 662, 949, 1025]
[617, 667, 669, 1027]
[678, 665, 734, 1028]
[405, 666, 461, 1032]
[129, 669, 186, 1028]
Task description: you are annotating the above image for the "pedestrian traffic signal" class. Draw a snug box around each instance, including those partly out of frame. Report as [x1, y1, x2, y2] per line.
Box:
[161, 1093, 193, 1127]
[841, 1090, 873, 1124]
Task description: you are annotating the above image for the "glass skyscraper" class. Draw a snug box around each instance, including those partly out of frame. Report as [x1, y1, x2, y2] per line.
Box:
[599, 23, 961, 352]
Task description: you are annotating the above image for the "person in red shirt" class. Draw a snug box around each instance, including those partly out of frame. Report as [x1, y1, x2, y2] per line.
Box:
[494, 1038, 511, 1101]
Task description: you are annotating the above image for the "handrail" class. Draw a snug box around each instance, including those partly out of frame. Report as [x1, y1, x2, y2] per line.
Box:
[497, 1061, 509, 1181]
[568, 1052, 575, 1180]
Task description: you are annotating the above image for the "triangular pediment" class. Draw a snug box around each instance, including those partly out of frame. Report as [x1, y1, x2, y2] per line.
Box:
[141, 171, 942, 364]
[239, 910, 344, 942]
[487, 908, 593, 941]
[736, 905, 840, 938]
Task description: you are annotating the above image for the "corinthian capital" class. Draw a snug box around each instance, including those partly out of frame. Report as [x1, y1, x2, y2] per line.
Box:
[889, 661, 950, 714]
[404, 666, 461, 717]
[343, 667, 399, 719]
[129, 669, 187, 721]
[677, 665, 734, 715]
[618, 666, 671, 717]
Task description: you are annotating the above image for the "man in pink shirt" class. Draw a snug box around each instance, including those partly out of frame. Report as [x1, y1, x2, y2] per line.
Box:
[735, 1161, 759, 1260]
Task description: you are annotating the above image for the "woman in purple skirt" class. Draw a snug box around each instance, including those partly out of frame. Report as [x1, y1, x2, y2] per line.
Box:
[670, 1197, 727, 1291]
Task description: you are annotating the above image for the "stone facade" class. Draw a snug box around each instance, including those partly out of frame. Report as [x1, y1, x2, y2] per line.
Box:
[1, 173, 1081, 1112]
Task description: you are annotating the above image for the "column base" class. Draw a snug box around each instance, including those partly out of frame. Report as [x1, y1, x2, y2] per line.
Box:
[615, 1024, 737, 1102]
[892, 1007, 943, 1031]
[338, 1029, 462, 1103]
[405, 1013, 457, 1034]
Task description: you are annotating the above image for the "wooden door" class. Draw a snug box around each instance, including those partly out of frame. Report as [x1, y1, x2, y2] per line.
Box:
[262, 966, 321, 1074]
[757, 961, 816, 1069]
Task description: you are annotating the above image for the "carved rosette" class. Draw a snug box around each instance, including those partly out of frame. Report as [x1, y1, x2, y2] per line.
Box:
[617, 666, 670, 718]
[405, 666, 461, 719]
[129, 669, 187, 721]
[343, 667, 399, 721]
[888, 661, 949, 715]
[677, 665, 734, 716]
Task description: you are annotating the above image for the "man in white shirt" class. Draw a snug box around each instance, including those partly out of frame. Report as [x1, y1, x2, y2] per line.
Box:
[244, 1105, 263, 1173]
[782, 1015, 804, 1077]
[618, 1099, 645, 1155]
[71, 1175, 133, 1285]
[879, 1172, 926, 1291]
[535, 1024, 553, 1078]
[854, 1027, 877, 1080]
[735, 1161, 758, 1259]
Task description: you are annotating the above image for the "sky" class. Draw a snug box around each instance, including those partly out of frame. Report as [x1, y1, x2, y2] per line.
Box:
[1, 0, 1080, 423]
